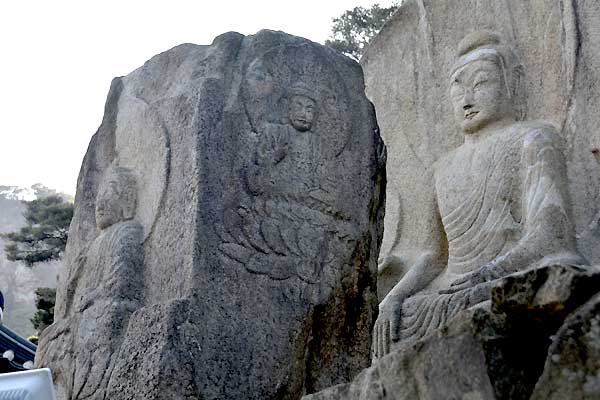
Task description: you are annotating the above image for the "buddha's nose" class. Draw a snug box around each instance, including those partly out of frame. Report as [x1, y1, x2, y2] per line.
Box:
[463, 104, 473, 110]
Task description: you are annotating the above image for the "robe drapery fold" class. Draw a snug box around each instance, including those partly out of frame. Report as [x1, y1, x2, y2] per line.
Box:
[399, 122, 581, 342]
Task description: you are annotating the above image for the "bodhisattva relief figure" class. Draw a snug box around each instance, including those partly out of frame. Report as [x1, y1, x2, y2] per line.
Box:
[36, 165, 143, 399]
[372, 31, 586, 359]
[219, 84, 355, 284]
[247, 84, 339, 214]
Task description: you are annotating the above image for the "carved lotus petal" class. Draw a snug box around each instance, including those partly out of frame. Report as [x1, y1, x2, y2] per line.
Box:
[260, 219, 287, 255]
[279, 223, 302, 256]
[297, 223, 322, 258]
[218, 243, 252, 264]
[223, 208, 245, 242]
[296, 261, 320, 284]
[247, 254, 294, 280]
[240, 208, 271, 254]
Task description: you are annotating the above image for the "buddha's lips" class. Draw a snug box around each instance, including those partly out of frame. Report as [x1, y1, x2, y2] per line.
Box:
[465, 110, 479, 120]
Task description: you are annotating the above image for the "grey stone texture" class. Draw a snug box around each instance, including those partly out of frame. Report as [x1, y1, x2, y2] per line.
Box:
[36, 166, 144, 400]
[35, 30, 385, 400]
[309, 0, 600, 397]
[531, 292, 600, 400]
[304, 265, 600, 400]
[371, 28, 586, 361]
[364, 0, 600, 299]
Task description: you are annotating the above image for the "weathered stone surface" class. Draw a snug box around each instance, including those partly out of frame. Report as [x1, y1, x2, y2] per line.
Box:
[531, 292, 600, 400]
[306, 1, 600, 398]
[371, 29, 586, 362]
[305, 309, 499, 400]
[492, 264, 600, 319]
[36, 30, 385, 400]
[36, 166, 143, 400]
[305, 265, 600, 400]
[363, 0, 600, 298]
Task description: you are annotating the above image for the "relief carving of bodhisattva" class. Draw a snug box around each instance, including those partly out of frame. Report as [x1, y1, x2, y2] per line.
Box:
[372, 31, 587, 359]
[218, 82, 357, 286]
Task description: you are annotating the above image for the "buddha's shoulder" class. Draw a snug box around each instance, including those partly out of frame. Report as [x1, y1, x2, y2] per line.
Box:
[433, 150, 460, 181]
[104, 220, 144, 246]
[434, 151, 454, 169]
[511, 121, 562, 147]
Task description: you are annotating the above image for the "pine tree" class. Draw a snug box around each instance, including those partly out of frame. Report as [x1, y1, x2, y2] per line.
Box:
[325, 3, 399, 60]
[31, 287, 56, 336]
[2, 195, 73, 265]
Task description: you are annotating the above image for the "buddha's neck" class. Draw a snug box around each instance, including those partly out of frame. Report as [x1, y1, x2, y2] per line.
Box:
[463, 117, 516, 145]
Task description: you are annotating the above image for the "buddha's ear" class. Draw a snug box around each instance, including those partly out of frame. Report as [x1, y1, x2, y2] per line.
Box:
[119, 168, 138, 221]
[121, 194, 137, 221]
[511, 64, 527, 121]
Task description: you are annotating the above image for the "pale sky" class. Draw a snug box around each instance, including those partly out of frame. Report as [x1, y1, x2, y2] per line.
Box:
[0, 0, 389, 195]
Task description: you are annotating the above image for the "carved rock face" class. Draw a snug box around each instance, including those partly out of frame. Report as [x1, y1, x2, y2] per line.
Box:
[95, 179, 123, 230]
[450, 60, 512, 134]
[363, 0, 600, 292]
[306, 265, 600, 400]
[95, 167, 136, 231]
[39, 30, 385, 400]
[371, 30, 585, 363]
[289, 94, 316, 132]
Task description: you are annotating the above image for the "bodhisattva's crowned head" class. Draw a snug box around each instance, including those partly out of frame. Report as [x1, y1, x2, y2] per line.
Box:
[95, 165, 137, 230]
[288, 84, 317, 132]
[449, 31, 526, 135]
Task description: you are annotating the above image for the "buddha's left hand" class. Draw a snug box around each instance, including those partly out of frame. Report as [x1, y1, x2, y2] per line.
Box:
[440, 262, 501, 294]
[372, 295, 402, 360]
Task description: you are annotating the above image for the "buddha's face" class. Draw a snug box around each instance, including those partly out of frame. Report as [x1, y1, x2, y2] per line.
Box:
[95, 179, 124, 230]
[450, 60, 513, 134]
[289, 95, 316, 132]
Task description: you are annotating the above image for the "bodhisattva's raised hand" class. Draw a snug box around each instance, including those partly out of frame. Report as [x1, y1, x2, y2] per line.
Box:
[256, 127, 289, 166]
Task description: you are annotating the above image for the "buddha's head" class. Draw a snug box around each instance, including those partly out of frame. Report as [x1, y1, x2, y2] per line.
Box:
[288, 84, 317, 132]
[95, 165, 137, 230]
[449, 31, 525, 135]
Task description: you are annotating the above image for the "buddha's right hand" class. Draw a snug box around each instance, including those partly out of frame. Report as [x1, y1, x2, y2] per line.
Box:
[372, 296, 402, 361]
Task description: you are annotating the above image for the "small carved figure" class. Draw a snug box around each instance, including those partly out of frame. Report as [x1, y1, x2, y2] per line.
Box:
[36, 165, 143, 399]
[372, 31, 586, 359]
[288, 90, 317, 132]
[247, 84, 344, 216]
[220, 84, 356, 285]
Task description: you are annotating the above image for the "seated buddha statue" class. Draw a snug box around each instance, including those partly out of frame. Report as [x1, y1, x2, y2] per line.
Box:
[36, 165, 143, 399]
[372, 31, 586, 359]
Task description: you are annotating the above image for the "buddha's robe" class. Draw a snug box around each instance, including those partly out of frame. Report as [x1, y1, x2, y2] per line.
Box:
[399, 122, 583, 342]
[36, 221, 143, 400]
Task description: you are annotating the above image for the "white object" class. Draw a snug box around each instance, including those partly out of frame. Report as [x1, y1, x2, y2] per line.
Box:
[22, 361, 34, 370]
[0, 368, 56, 400]
[2, 350, 14, 361]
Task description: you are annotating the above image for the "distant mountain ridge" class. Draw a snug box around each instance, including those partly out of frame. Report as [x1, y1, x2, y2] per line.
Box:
[0, 184, 73, 203]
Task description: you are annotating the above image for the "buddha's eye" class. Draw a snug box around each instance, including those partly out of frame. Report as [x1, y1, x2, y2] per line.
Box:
[450, 85, 464, 100]
[473, 80, 488, 89]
